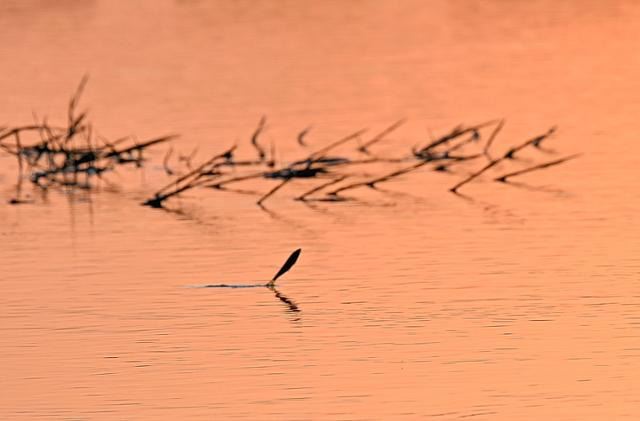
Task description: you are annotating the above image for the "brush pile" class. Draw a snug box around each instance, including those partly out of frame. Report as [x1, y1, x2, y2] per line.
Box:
[0, 77, 174, 202]
[0, 80, 579, 209]
[144, 117, 579, 209]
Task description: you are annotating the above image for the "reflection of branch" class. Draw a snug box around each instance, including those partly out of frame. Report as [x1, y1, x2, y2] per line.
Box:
[268, 286, 300, 313]
[497, 180, 569, 195]
[256, 203, 305, 228]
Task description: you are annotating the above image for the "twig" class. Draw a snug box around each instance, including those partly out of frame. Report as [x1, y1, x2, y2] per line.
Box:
[157, 145, 235, 194]
[450, 126, 557, 193]
[207, 171, 265, 189]
[143, 146, 236, 207]
[104, 135, 177, 159]
[307, 128, 368, 161]
[257, 177, 293, 205]
[68, 75, 89, 123]
[358, 118, 406, 154]
[14, 131, 23, 174]
[178, 146, 198, 169]
[483, 119, 504, 160]
[268, 141, 276, 168]
[296, 175, 348, 201]
[444, 132, 481, 155]
[505, 126, 556, 159]
[328, 160, 429, 196]
[251, 116, 267, 162]
[449, 159, 500, 193]
[297, 126, 311, 146]
[66, 75, 90, 142]
[0, 125, 65, 143]
[417, 120, 498, 154]
[163, 147, 174, 175]
[495, 154, 581, 182]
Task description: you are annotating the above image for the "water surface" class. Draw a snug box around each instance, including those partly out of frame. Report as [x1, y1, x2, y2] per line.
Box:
[1, 1, 639, 419]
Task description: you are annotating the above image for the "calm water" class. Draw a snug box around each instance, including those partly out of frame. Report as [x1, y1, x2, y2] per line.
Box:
[1, 1, 639, 419]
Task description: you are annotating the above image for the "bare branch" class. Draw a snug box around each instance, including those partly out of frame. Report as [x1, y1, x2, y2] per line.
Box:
[495, 154, 581, 182]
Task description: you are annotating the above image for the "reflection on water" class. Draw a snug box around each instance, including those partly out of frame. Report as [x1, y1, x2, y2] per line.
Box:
[1, 0, 640, 420]
[270, 286, 301, 315]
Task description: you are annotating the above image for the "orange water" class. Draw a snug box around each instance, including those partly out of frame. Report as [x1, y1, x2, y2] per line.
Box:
[1, 1, 639, 419]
